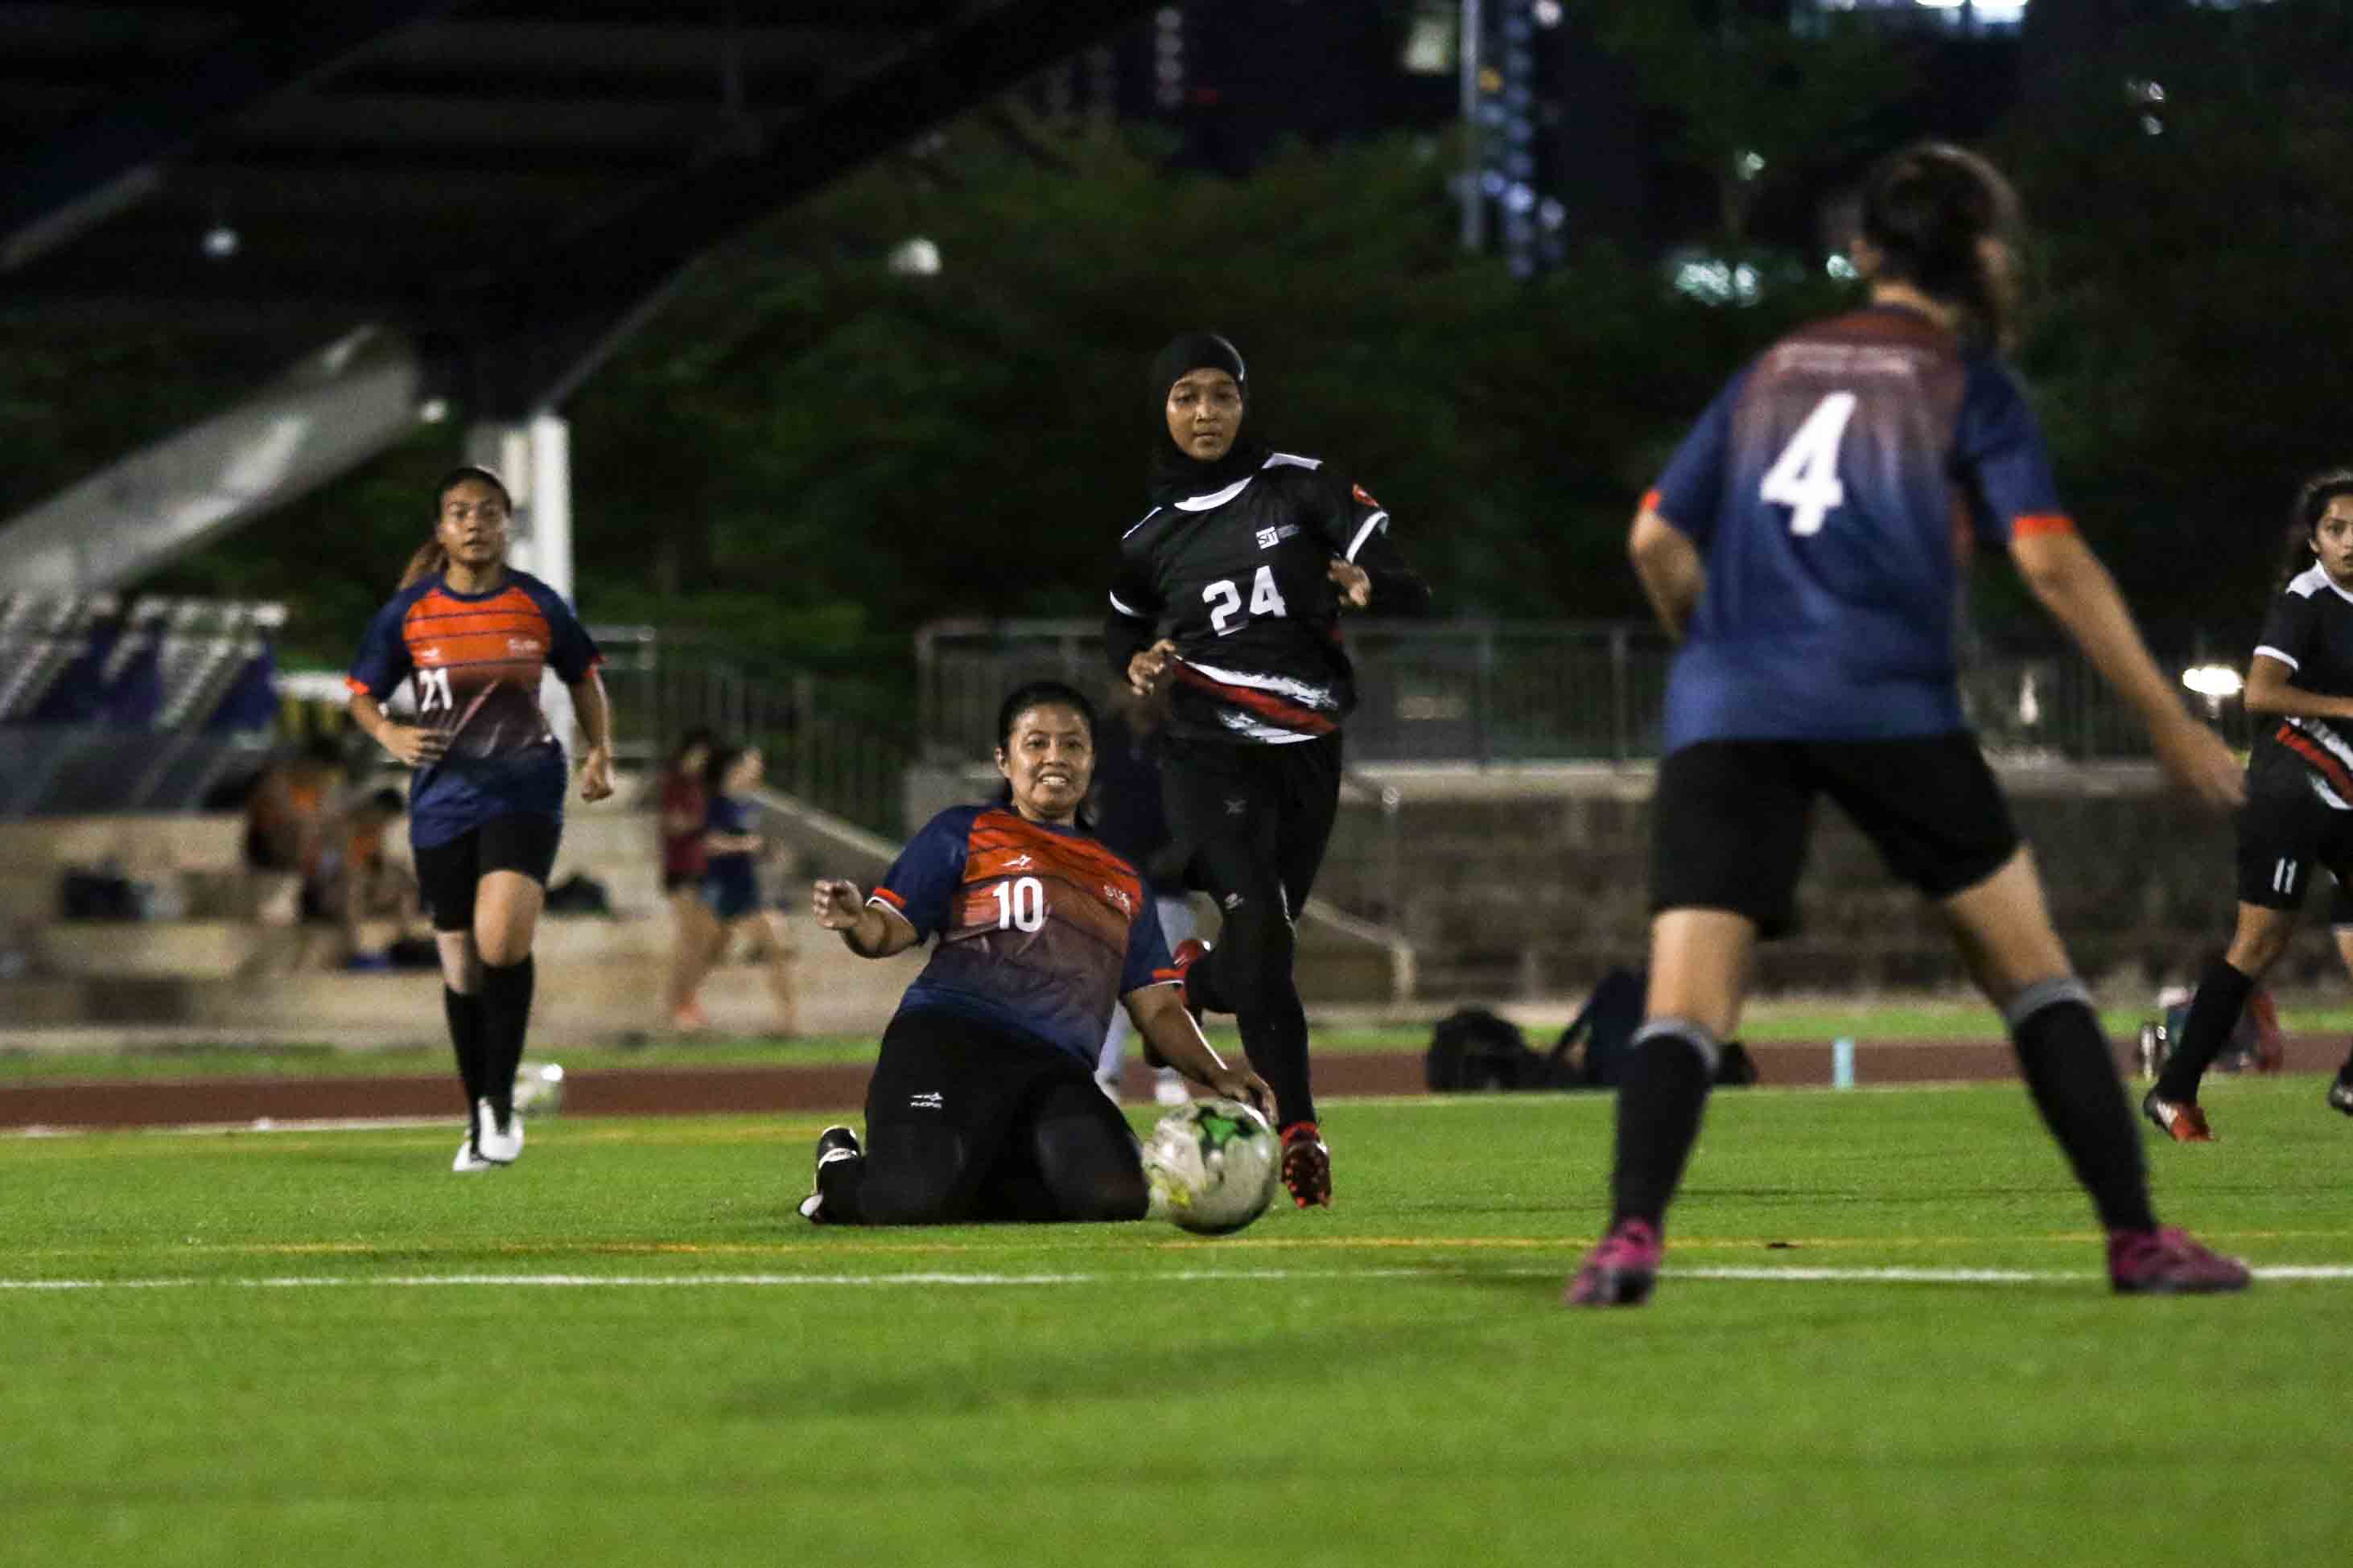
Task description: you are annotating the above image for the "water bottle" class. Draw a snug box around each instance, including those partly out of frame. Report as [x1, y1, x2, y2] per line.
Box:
[1832, 1036, 1856, 1090]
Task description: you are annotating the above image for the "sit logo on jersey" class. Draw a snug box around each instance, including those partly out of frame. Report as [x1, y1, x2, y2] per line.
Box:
[1255, 523, 1300, 549]
[1101, 883, 1134, 916]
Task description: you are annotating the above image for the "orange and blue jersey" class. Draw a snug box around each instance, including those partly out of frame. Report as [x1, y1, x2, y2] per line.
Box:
[346, 569, 601, 848]
[870, 804, 1180, 1066]
[1647, 303, 2073, 751]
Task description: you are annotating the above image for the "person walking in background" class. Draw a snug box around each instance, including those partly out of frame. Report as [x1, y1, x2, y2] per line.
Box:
[1088, 680, 1197, 1108]
[682, 743, 796, 1036]
[1568, 143, 2249, 1307]
[346, 464, 615, 1172]
[2144, 468, 2353, 1136]
[657, 726, 718, 1029]
[1105, 331, 1430, 1208]
[799, 680, 1268, 1227]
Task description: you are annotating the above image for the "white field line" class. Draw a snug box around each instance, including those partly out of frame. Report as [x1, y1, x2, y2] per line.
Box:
[2, 1263, 2349, 1293]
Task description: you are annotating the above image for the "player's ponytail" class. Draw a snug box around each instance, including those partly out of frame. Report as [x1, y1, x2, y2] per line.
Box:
[397, 538, 448, 591]
[2277, 467, 2353, 588]
[1860, 142, 2021, 350]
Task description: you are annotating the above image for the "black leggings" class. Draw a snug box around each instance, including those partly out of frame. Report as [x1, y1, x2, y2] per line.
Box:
[1160, 732, 1341, 1129]
[834, 1082, 1146, 1225]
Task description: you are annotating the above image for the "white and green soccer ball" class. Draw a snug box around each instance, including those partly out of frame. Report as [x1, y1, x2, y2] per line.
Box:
[1142, 1098, 1279, 1236]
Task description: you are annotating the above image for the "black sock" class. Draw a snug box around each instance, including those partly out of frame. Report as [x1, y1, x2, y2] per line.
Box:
[443, 986, 488, 1114]
[1238, 989, 1313, 1130]
[2010, 987, 2157, 1233]
[816, 1150, 867, 1224]
[1188, 943, 1234, 1015]
[1607, 1023, 1716, 1235]
[2153, 958, 2255, 1105]
[2339, 1041, 2353, 1087]
[476, 957, 535, 1127]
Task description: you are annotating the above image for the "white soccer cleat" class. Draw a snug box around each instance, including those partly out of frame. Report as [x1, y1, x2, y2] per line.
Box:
[452, 1131, 493, 1173]
[474, 1098, 524, 1165]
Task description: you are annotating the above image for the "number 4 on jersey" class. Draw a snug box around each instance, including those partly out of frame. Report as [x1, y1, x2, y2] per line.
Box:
[1759, 391, 1856, 536]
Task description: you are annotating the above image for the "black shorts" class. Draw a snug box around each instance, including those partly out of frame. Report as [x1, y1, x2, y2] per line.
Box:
[414, 813, 562, 932]
[662, 869, 699, 895]
[2235, 788, 2353, 911]
[867, 1005, 1130, 1148]
[1651, 733, 2020, 940]
[1160, 731, 1342, 915]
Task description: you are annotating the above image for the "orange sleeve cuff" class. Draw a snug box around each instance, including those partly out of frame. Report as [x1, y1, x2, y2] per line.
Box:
[2012, 512, 2075, 538]
[870, 887, 907, 911]
[1641, 488, 1664, 516]
[344, 677, 374, 697]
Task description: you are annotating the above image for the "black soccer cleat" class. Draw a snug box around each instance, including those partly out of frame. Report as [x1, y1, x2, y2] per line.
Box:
[798, 1125, 862, 1223]
[2327, 1079, 2353, 1117]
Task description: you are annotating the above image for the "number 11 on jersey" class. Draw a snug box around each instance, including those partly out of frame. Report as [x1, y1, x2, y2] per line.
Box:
[1759, 391, 1856, 536]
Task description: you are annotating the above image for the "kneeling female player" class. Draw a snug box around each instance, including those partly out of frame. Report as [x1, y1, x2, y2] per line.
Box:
[798, 681, 1269, 1225]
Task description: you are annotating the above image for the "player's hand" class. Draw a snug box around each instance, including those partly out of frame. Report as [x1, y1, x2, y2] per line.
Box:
[377, 723, 447, 768]
[577, 745, 615, 803]
[1127, 638, 1178, 698]
[1328, 559, 1371, 609]
[810, 879, 866, 930]
[2151, 716, 2247, 813]
[1205, 1063, 1274, 1117]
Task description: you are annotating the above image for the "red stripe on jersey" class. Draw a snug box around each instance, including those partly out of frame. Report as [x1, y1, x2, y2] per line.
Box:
[2277, 725, 2353, 803]
[870, 886, 908, 910]
[1172, 664, 1337, 735]
[2012, 513, 2075, 538]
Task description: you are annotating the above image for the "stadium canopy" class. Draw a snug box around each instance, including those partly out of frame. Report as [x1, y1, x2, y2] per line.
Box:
[0, 1, 1157, 593]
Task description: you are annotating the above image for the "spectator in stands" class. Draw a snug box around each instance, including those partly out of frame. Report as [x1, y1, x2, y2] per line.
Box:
[243, 734, 346, 883]
[677, 744, 796, 1035]
[345, 463, 615, 1174]
[657, 727, 719, 1028]
[1088, 681, 1195, 1107]
[310, 787, 425, 963]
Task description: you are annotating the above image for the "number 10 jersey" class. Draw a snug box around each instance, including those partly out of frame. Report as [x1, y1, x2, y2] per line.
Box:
[1646, 303, 2074, 752]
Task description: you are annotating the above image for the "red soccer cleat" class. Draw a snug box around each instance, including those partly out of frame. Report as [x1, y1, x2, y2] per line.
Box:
[1279, 1120, 1331, 1208]
[2141, 1089, 2215, 1143]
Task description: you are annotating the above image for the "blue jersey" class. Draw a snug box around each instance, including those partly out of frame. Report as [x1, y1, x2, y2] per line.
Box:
[346, 570, 601, 849]
[871, 804, 1179, 1067]
[703, 792, 759, 901]
[1648, 305, 2072, 751]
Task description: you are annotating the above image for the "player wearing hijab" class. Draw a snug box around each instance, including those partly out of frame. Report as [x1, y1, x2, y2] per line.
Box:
[2145, 468, 2353, 1136]
[1104, 331, 1431, 1208]
[347, 465, 613, 1171]
[1566, 144, 2249, 1307]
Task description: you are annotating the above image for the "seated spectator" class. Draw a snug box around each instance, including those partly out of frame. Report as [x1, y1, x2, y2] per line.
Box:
[245, 735, 347, 877]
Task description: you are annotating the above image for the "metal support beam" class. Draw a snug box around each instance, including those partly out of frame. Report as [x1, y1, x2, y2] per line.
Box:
[0, 327, 426, 594]
[0, 2, 459, 273]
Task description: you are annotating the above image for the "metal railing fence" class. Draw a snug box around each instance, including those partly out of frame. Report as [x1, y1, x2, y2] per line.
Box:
[590, 628, 910, 839]
[916, 618, 2253, 767]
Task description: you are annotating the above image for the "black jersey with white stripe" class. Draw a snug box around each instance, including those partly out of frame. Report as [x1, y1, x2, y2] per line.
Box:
[1104, 451, 1428, 745]
[2249, 562, 2353, 809]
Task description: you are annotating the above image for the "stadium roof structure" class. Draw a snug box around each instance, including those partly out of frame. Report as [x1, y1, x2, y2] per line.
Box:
[1, 1, 1158, 416]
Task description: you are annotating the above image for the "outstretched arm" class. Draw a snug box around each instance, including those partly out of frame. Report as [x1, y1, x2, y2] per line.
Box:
[810, 879, 921, 958]
[1125, 985, 1272, 1113]
[2010, 529, 2242, 811]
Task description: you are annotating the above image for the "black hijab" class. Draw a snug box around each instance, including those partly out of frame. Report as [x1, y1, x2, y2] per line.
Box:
[1146, 331, 1270, 506]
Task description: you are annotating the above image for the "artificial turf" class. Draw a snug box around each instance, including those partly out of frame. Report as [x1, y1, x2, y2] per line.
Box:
[2, 1072, 2346, 1566]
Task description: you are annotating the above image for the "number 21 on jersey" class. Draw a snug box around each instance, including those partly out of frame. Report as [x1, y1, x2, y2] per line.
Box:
[1759, 391, 1856, 536]
[415, 666, 454, 714]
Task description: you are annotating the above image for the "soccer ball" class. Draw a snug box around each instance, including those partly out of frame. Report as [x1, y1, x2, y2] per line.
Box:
[1141, 1098, 1279, 1236]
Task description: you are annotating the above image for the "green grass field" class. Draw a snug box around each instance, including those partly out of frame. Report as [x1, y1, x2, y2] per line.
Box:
[4, 1073, 2347, 1567]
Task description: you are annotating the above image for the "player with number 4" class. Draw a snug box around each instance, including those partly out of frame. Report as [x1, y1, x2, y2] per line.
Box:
[1104, 332, 1430, 1209]
[1567, 143, 2249, 1307]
